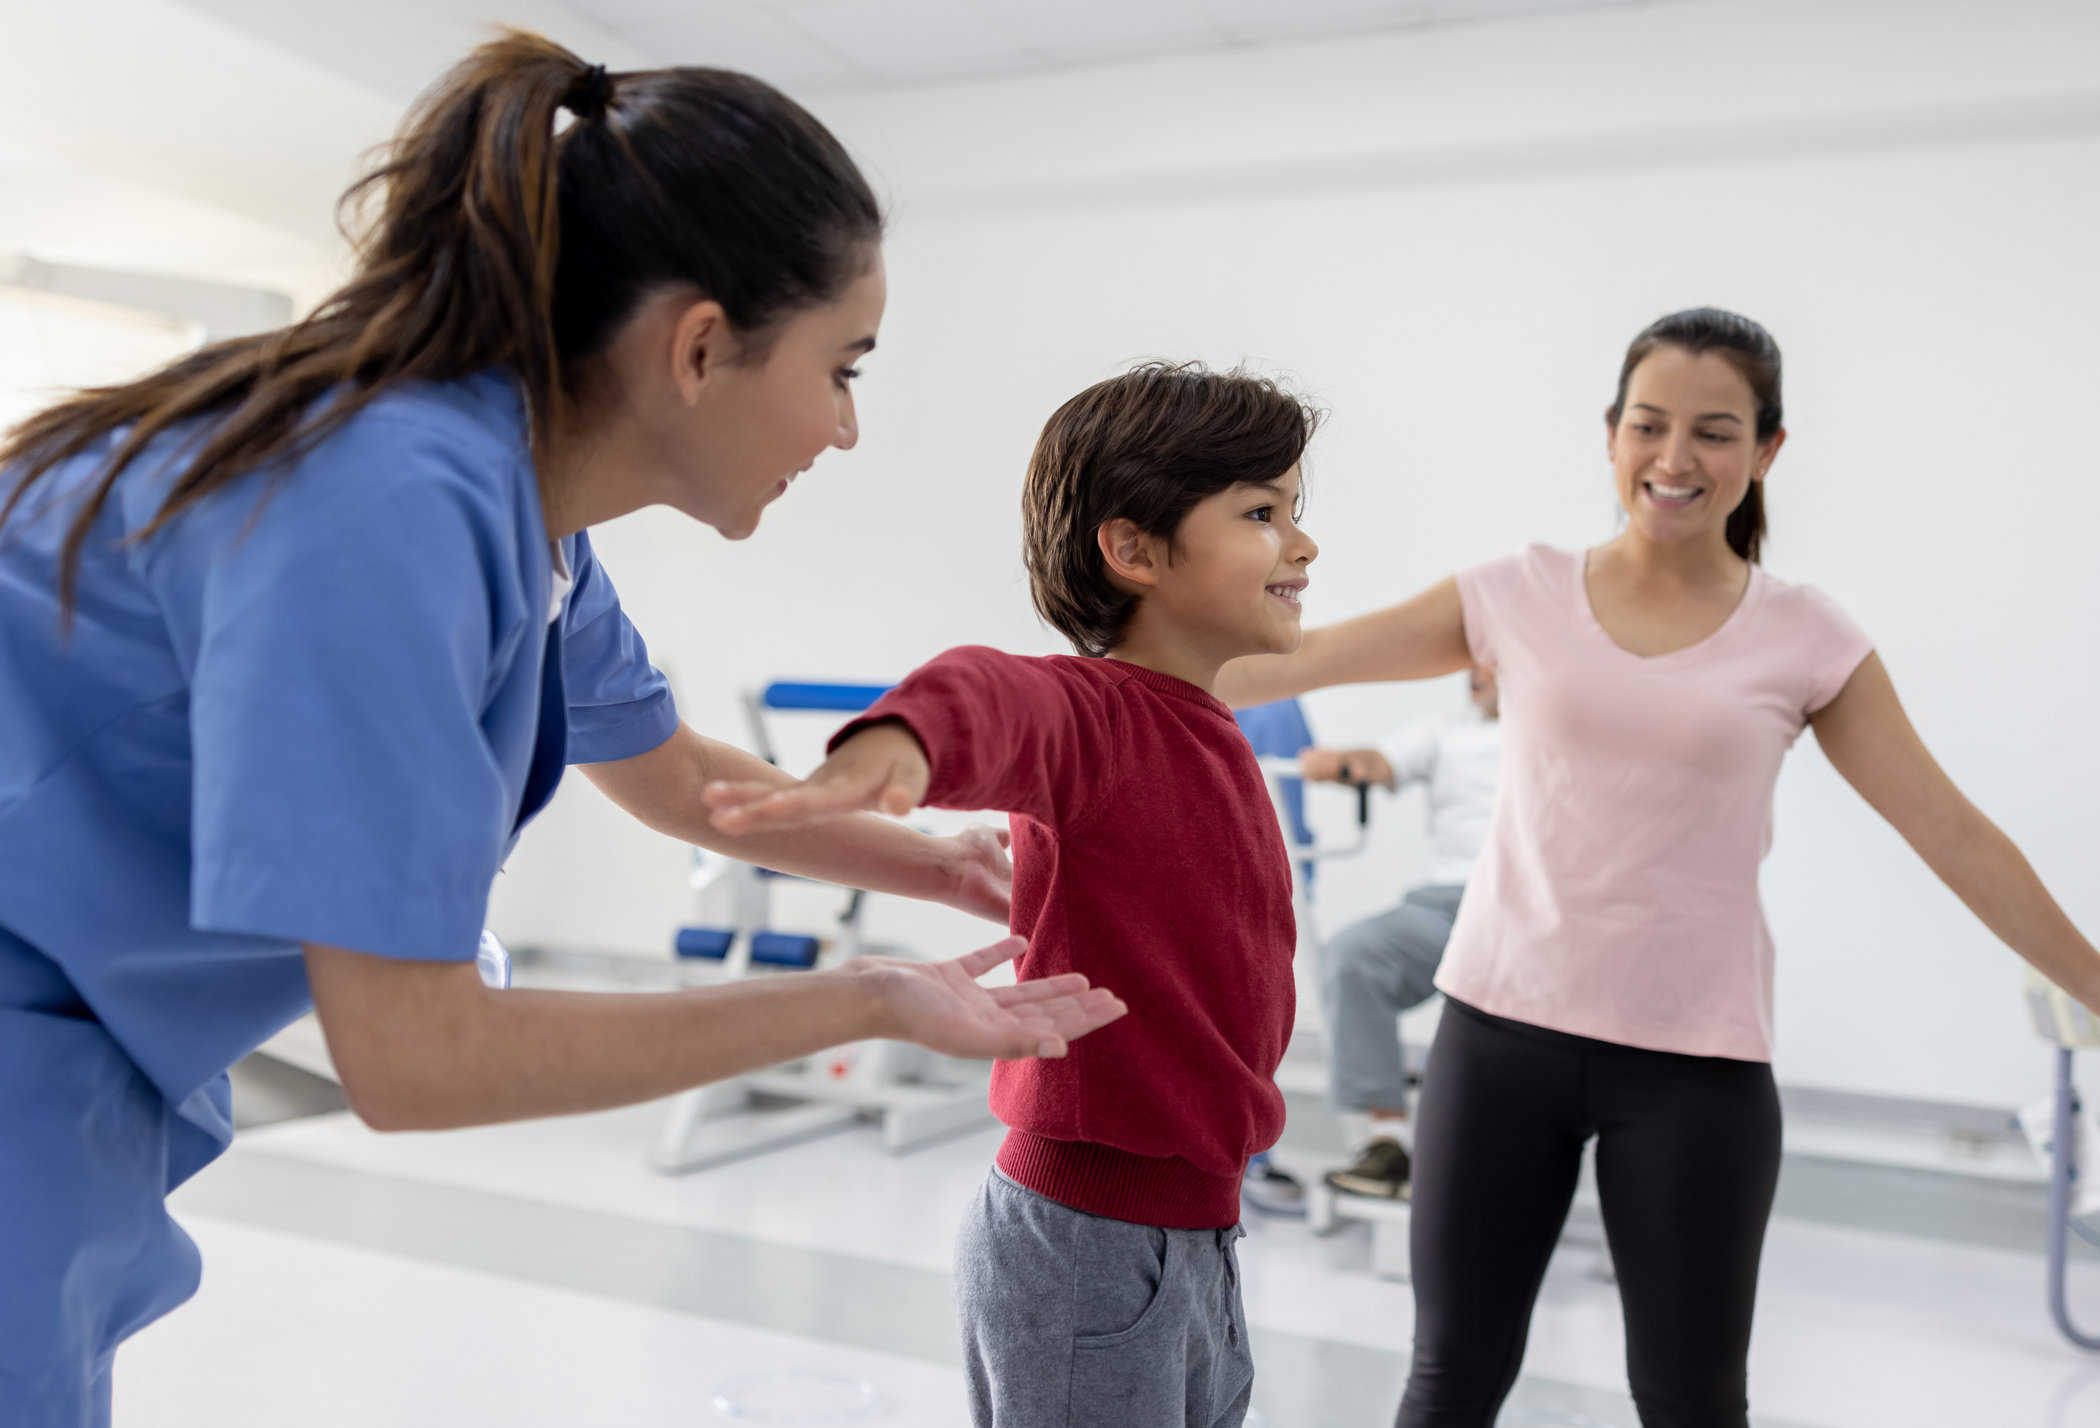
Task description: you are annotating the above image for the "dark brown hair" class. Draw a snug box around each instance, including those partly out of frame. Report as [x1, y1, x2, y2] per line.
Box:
[0, 30, 882, 613]
[1022, 361, 1320, 658]
[1607, 307, 1783, 564]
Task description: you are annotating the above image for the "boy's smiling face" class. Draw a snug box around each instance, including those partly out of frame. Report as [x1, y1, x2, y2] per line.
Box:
[1100, 463, 1318, 686]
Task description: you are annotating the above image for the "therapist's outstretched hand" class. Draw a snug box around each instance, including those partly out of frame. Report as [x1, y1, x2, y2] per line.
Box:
[851, 935, 1126, 1060]
[705, 721, 931, 832]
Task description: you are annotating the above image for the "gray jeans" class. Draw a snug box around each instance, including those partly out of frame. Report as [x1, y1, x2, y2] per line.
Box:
[953, 1169, 1254, 1428]
[1319, 883, 1465, 1112]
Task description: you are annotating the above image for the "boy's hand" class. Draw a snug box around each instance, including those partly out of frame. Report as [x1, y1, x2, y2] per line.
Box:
[706, 721, 931, 833]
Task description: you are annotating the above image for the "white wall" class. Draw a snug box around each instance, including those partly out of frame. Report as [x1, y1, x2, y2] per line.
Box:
[0, 290, 197, 429]
[488, 0, 2097, 1109]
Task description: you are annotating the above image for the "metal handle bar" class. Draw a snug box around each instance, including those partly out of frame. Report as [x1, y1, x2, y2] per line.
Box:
[1256, 757, 1373, 823]
[1255, 756, 1372, 858]
[2049, 1047, 2100, 1350]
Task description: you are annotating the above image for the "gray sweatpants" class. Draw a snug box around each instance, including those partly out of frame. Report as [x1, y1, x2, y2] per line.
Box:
[1319, 883, 1465, 1112]
[954, 1168, 1254, 1428]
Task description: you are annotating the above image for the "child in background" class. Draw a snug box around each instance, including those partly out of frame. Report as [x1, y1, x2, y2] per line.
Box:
[706, 362, 1319, 1427]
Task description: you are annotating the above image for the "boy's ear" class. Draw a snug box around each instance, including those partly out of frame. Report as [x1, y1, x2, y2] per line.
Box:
[1097, 518, 1161, 591]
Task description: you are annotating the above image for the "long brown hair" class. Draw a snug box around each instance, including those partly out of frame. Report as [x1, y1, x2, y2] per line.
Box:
[1607, 307, 1783, 564]
[0, 31, 881, 613]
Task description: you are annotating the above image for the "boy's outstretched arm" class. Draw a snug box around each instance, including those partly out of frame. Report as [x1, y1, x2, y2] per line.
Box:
[587, 723, 1006, 920]
[707, 722, 931, 833]
[705, 647, 1108, 836]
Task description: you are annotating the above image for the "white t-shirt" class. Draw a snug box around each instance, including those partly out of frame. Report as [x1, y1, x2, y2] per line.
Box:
[548, 541, 573, 625]
[1378, 706, 1502, 888]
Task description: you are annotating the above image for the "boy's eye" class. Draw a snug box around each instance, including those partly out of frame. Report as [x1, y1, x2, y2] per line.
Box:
[1247, 506, 1273, 523]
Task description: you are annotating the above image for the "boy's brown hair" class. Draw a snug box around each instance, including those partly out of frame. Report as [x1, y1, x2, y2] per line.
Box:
[1021, 361, 1320, 658]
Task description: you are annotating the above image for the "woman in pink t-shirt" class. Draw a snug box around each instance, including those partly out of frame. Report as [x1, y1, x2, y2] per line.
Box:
[1221, 308, 2100, 1428]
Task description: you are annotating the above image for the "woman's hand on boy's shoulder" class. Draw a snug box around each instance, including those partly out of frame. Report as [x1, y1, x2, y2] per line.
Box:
[704, 720, 932, 832]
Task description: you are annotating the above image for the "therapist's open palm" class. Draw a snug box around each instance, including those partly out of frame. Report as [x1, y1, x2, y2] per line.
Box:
[853, 935, 1127, 1060]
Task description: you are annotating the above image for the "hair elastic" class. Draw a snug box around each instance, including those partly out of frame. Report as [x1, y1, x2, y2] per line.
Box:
[564, 64, 613, 122]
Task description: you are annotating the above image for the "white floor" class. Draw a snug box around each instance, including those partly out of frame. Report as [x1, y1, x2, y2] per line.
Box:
[121, 1103, 2100, 1428]
[119, 1217, 971, 1428]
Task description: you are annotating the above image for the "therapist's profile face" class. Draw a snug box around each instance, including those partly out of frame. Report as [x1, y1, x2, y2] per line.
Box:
[670, 250, 887, 540]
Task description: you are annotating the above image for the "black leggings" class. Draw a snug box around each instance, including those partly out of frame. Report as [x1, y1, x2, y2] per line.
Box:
[1397, 998, 1783, 1428]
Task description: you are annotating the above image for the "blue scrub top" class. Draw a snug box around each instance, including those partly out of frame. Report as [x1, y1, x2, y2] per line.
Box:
[0, 369, 675, 1418]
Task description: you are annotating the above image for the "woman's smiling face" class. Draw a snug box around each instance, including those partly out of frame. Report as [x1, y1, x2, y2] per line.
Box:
[650, 254, 887, 542]
[1606, 346, 1780, 552]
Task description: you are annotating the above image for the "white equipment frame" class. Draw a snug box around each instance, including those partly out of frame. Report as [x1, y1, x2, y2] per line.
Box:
[649, 683, 997, 1175]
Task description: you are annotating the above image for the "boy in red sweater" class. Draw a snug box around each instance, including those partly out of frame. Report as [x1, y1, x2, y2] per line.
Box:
[707, 362, 1319, 1427]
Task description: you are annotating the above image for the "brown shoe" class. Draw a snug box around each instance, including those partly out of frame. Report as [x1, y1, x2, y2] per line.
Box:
[1323, 1137, 1411, 1199]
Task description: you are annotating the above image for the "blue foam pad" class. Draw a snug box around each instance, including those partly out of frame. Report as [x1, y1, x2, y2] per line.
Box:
[760, 682, 894, 712]
[674, 926, 735, 959]
[749, 931, 823, 968]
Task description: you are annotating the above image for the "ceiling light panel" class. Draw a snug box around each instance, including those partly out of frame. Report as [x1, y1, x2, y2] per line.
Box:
[603, 2, 865, 90]
[1200, 0, 1571, 44]
[967, 0, 1224, 62]
[193, 0, 1682, 99]
[767, 0, 1036, 86]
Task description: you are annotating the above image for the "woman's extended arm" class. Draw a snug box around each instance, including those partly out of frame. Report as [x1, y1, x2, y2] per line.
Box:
[1812, 653, 2100, 1010]
[582, 722, 1011, 923]
[307, 935, 1125, 1131]
[1214, 576, 1471, 709]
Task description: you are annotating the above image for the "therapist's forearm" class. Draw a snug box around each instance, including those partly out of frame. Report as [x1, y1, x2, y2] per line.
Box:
[582, 724, 966, 904]
[307, 945, 888, 1130]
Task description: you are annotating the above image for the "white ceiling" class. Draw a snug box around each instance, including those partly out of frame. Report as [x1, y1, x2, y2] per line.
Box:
[178, 0, 1681, 100]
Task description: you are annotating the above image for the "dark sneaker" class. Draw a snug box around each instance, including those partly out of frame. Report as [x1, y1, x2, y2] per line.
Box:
[1242, 1152, 1308, 1217]
[1324, 1137, 1411, 1199]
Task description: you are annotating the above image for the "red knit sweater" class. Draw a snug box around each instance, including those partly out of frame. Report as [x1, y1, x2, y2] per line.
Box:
[834, 647, 1295, 1229]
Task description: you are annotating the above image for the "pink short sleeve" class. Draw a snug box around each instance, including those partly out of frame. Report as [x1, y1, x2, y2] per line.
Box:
[1454, 548, 1538, 673]
[1796, 585, 1875, 713]
[1436, 552, 1874, 1063]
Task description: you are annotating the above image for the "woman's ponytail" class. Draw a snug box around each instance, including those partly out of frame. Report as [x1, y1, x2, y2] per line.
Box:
[335, 31, 589, 446]
[2, 29, 881, 614]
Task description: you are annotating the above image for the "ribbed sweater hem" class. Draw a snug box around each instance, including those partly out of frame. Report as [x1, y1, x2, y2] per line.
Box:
[995, 1130, 1243, 1230]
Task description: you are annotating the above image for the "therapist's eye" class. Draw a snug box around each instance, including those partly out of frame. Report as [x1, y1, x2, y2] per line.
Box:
[833, 366, 862, 390]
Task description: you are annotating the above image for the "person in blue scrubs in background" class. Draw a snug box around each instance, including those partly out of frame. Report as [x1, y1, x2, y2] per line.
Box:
[0, 34, 1126, 1426]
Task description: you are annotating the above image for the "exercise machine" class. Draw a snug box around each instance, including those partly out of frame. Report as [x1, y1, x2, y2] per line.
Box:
[648, 680, 997, 1176]
[1233, 697, 1372, 1041]
[1255, 744, 1428, 1273]
[1249, 722, 1610, 1283]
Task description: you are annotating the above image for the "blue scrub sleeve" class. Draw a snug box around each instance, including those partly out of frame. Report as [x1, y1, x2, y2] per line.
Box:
[186, 441, 513, 963]
[560, 533, 678, 765]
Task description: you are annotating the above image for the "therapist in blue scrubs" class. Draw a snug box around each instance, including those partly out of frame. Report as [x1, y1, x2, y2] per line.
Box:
[0, 34, 1126, 1426]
